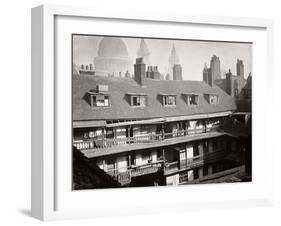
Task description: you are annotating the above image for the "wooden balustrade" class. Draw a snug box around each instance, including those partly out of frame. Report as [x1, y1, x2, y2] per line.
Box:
[103, 162, 163, 179]
[165, 150, 227, 173]
[100, 150, 226, 179]
[74, 125, 221, 151]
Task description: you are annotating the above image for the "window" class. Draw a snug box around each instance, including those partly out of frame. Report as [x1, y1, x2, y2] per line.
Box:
[186, 94, 199, 106]
[131, 95, 147, 107]
[203, 165, 208, 176]
[193, 168, 199, 179]
[212, 140, 218, 151]
[92, 95, 109, 107]
[163, 95, 176, 106]
[106, 158, 115, 173]
[203, 140, 208, 153]
[141, 150, 152, 163]
[209, 95, 219, 104]
[193, 143, 200, 156]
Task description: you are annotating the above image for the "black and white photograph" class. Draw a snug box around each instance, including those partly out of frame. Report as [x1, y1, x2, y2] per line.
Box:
[72, 35, 252, 190]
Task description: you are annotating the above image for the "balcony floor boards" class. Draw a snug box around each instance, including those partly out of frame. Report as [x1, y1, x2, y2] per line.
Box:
[82, 131, 230, 158]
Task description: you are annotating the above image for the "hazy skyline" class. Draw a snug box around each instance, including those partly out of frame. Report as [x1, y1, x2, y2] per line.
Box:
[73, 35, 252, 81]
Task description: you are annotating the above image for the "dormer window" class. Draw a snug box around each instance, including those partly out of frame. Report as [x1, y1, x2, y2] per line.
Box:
[183, 94, 199, 106]
[127, 93, 147, 107]
[205, 94, 219, 104]
[92, 95, 109, 107]
[160, 94, 177, 106]
[88, 85, 110, 107]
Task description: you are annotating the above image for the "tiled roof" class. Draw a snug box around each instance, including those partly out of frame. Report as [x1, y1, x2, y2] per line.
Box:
[73, 74, 236, 121]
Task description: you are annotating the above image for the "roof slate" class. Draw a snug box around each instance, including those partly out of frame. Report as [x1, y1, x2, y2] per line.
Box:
[73, 74, 236, 121]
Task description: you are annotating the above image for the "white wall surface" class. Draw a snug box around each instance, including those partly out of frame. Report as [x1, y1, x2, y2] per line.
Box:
[0, 0, 280, 225]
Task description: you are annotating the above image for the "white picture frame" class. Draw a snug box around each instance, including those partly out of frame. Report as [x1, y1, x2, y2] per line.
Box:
[31, 4, 274, 221]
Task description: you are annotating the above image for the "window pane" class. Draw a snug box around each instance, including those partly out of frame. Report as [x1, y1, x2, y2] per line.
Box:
[139, 96, 146, 106]
[104, 98, 109, 106]
[132, 96, 141, 106]
[209, 95, 218, 104]
[187, 95, 191, 104]
[96, 99, 105, 106]
[168, 96, 175, 105]
[193, 143, 199, 156]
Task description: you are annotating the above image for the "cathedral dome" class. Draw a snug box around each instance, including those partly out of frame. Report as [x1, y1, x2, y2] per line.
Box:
[98, 37, 129, 58]
[94, 37, 132, 77]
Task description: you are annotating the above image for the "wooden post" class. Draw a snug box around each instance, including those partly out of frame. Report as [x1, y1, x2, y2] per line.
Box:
[114, 161, 117, 178]
[185, 145, 188, 168]
[204, 120, 207, 133]
[162, 148, 166, 173]
[113, 127, 116, 145]
[103, 159, 106, 171]
[129, 125, 132, 144]
[102, 128, 105, 148]
[90, 95, 94, 107]
[128, 153, 131, 168]
[161, 124, 165, 140]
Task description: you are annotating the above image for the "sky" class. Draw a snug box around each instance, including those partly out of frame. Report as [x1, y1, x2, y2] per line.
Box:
[73, 35, 252, 81]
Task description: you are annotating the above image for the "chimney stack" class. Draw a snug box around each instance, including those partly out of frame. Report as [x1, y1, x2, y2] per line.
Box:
[134, 58, 146, 86]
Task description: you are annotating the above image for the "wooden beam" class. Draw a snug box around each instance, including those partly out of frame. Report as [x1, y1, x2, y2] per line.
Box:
[162, 148, 166, 173]
[73, 120, 106, 128]
[128, 153, 131, 168]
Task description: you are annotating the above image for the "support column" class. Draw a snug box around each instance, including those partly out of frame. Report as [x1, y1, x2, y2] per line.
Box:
[208, 165, 212, 175]
[185, 121, 188, 135]
[101, 128, 105, 148]
[199, 141, 204, 156]
[198, 167, 203, 178]
[113, 127, 117, 145]
[203, 120, 207, 133]
[162, 148, 166, 174]
[128, 153, 131, 168]
[161, 124, 165, 140]
[188, 170, 194, 181]
[114, 161, 117, 177]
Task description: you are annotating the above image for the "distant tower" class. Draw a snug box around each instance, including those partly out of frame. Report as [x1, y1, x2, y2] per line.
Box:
[173, 64, 182, 80]
[137, 39, 151, 66]
[165, 73, 171, 80]
[236, 59, 244, 78]
[203, 63, 209, 84]
[226, 69, 233, 96]
[210, 55, 221, 80]
[168, 44, 180, 76]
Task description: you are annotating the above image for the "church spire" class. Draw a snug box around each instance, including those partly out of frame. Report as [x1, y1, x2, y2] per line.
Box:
[168, 44, 179, 76]
[137, 39, 150, 66]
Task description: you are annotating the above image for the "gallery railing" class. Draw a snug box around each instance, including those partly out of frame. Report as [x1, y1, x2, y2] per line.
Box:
[100, 150, 226, 182]
[104, 161, 164, 183]
[74, 125, 221, 151]
[164, 150, 227, 174]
